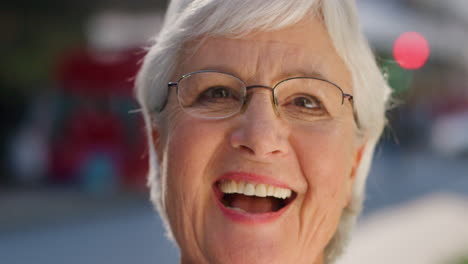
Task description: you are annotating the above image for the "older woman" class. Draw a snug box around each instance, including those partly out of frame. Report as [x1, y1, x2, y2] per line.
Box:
[136, 0, 391, 263]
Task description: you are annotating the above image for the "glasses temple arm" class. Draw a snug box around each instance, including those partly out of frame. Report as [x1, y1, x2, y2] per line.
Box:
[157, 82, 177, 113]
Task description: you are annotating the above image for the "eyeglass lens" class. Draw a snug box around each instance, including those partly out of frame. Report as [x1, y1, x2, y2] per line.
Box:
[177, 71, 349, 123]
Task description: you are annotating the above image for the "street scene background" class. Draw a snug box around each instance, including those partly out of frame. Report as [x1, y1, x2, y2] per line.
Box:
[1, 0, 467, 263]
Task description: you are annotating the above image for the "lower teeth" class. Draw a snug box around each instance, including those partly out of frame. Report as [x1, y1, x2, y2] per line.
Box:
[228, 206, 247, 213]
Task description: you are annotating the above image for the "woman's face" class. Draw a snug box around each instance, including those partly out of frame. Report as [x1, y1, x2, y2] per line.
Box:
[153, 16, 364, 264]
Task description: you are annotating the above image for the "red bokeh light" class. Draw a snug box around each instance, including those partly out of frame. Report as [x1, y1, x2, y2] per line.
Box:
[393, 32, 430, 70]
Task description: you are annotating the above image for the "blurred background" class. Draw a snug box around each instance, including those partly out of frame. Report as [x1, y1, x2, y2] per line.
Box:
[0, 0, 467, 263]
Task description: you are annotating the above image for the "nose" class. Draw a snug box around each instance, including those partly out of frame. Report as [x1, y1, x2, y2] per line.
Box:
[230, 91, 289, 161]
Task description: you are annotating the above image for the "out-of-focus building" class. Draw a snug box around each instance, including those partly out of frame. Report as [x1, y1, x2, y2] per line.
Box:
[47, 11, 166, 192]
[358, 0, 468, 156]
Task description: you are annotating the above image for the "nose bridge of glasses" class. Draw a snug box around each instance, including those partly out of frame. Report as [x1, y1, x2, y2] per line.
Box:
[245, 84, 274, 91]
[241, 85, 279, 116]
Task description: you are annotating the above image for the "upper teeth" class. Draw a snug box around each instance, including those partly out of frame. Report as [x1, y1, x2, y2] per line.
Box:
[219, 180, 292, 199]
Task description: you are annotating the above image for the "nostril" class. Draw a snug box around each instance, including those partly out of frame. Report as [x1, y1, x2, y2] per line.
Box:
[230, 118, 289, 158]
[271, 150, 282, 155]
[240, 145, 255, 155]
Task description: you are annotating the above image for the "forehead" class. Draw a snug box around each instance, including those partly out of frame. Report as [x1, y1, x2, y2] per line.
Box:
[176, 16, 352, 92]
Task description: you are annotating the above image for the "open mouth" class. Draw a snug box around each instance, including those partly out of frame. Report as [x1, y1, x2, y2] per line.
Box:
[216, 180, 297, 214]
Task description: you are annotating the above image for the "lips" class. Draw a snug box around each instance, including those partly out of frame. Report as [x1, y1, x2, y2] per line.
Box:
[213, 172, 297, 222]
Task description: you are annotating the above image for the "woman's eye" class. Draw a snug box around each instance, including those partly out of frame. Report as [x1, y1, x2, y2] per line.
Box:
[202, 86, 232, 99]
[292, 96, 320, 109]
[211, 87, 230, 98]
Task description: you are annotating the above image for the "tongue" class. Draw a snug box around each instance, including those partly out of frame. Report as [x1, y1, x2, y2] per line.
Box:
[229, 194, 281, 214]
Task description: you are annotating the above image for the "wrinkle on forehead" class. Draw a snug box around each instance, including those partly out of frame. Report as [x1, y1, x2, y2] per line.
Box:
[181, 38, 331, 84]
[176, 17, 351, 93]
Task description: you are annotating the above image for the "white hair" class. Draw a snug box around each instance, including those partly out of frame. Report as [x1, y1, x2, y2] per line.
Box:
[135, 0, 391, 263]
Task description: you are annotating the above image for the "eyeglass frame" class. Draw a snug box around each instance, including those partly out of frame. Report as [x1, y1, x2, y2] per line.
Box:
[158, 70, 354, 120]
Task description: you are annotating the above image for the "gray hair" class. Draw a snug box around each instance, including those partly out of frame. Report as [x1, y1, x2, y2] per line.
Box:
[135, 0, 391, 262]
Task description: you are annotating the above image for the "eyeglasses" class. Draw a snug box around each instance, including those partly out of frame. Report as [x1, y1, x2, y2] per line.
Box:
[159, 70, 354, 125]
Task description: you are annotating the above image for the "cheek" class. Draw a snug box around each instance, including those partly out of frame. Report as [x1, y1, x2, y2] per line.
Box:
[161, 115, 229, 247]
[293, 124, 356, 205]
[290, 125, 357, 249]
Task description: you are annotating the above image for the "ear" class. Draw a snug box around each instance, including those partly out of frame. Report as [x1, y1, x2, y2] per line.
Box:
[344, 141, 367, 208]
[350, 142, 366, 181]
[151, 122, 163, 164]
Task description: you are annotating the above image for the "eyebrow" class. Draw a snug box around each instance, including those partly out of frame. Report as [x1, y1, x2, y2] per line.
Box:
[195, 66, 244, 79]
[195, 66, 333, 85]
[279, 70, 329, 81]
